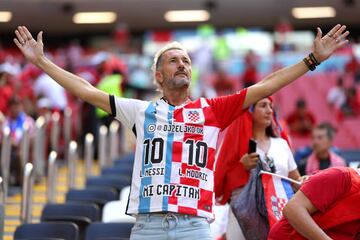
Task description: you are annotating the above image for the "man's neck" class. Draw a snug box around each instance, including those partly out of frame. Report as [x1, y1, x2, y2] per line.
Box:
[316, 150, 330, 160]
[162, 89, 190, 106]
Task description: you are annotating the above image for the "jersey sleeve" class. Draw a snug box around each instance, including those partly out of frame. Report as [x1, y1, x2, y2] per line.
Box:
[300, 167, 352, 212]
[206, 88, 248, 130]
[109, 95, 142, 129]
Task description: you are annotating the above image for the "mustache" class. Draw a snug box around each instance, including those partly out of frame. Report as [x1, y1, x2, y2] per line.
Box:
[175, 70, 187, 76]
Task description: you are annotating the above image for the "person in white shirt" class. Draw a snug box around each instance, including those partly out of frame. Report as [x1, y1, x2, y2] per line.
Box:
[327, 77, 346, 110]
[34, 72, 67, 111]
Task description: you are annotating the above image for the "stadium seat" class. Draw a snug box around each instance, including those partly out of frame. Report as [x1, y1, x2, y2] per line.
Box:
[85, 222, 134, 240]
[86, 176, 131, 194]
[113, 153, 135, 166]
[14, 222, 79, 240]
[41, 203, 100, 240]
[339, 149, 360, 167]
[66, 187, 119, 211]
[101, 166, 132, 179]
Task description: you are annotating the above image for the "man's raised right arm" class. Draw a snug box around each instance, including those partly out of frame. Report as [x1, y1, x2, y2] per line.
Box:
[14, 26, 110, 113]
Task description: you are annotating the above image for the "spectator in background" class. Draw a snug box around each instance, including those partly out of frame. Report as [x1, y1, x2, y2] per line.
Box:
[33, 71, 70, 158]
[128, 59, 152, 91]
[77, 52, 108, 155]
[96, 68, 124, 126]
[327, 77, 347, 122]
[36, 97, 52, 119]
[36, 97, 53, 155]
[342, 86, 360, 117]
[192, 35, 217, 99]
[0, 63, 17, 115]
[213, 69, 235, 96]
[242, 50, 258, 88]
[286, 98, 316, 137]
[95, 56, 126, 127]
[5, 97, 34, 186]
[274, 18, 294, 52]
[305, 123, 346, 175]
[345, 53, 360, 84]
[33, 71, 68, 112]
[18, 64, 42, 118]
[327, 77, 346, 111]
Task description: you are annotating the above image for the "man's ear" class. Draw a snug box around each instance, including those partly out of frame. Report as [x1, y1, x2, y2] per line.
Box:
[155, 71, 163, 85]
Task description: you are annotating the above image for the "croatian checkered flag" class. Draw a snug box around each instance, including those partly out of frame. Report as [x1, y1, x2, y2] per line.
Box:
[260, 171, 301, 227]
[187, 110, 200, 122]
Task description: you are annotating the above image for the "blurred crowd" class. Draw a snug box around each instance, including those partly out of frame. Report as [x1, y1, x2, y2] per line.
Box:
[0, 28, 359, 191]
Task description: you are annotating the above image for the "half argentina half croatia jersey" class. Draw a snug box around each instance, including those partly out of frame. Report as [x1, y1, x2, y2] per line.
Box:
[110, 88, 247, 220]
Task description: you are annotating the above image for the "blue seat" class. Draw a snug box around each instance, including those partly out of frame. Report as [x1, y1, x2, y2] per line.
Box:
[339, 150, 360, 166]
[101, 166, 132, 179]
[113, 153, 134, 166]
[14, 222, 79, 240]
[86, 176, 131, 194]
[41, 203, 100, 240]
[85, 222, 134, 240]
[66, 187, 119, 208]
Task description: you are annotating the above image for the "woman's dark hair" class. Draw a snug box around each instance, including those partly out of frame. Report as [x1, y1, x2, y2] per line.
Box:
[265, 125, 277, 138]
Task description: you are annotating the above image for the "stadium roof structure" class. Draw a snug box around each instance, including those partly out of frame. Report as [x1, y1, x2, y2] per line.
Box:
[0, 0, 359, 33]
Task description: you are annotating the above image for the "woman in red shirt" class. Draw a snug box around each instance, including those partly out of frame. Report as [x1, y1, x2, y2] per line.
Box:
[268, 167, 360, 240]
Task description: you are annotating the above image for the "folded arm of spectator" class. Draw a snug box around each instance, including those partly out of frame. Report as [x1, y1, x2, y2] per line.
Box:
[283, 191, 332, 240]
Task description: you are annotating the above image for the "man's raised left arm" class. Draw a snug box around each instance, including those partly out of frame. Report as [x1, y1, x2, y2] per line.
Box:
[243, 24, 349, 109]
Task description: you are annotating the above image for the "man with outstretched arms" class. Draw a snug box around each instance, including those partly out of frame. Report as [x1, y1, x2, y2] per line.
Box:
[14, 25, 348, 239]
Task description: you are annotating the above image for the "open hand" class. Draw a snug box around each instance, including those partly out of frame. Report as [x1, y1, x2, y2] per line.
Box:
[14, 26, 44, 66]
[313, 24, 349, 63]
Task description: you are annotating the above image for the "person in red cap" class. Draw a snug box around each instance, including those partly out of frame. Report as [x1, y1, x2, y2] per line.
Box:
[268, 167, 360, 240]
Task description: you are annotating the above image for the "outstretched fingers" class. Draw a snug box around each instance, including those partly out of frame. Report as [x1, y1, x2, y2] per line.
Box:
[17, 26, 28, 41]
[13, 38, 23, 49]
[340, 30, 350, 41]
[336, 31, 350, 48]
[333, 25, 347, 39]
[323, 24, 349, 46]
[22, 26, 34, 40]
[14, 29, 25, 44]
[326, 24, 341, 38]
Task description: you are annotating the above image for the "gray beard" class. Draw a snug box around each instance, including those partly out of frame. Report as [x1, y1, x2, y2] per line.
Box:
[168, 77, 190, 90]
